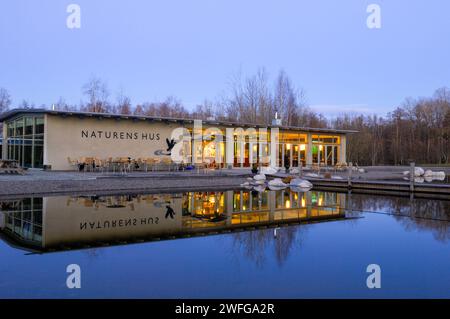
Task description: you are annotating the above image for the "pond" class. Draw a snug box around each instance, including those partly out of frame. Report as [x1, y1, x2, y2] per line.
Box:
[0, 189, 449, 298]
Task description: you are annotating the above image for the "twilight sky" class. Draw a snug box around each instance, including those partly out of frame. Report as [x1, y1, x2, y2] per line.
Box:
[1, 0, 449, 116]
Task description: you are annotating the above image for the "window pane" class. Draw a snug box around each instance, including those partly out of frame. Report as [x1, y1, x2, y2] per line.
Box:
[16, 119, 24, 136]
[35, 117, 44, 134]
[7, 123, 14, 137]
[33, 198, 43, 210]
[33, 145, 43, 168]
[25, 117, 33, 135]
[24, 145, 32, 168]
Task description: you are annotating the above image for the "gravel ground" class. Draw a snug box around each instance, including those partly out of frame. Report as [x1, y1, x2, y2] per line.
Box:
[0, 169, 252, 197]
[0, 166, 448, 197]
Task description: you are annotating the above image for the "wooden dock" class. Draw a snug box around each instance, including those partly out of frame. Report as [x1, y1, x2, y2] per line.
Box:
[309, 179, 450, 195]
[269, 173, 450, 196]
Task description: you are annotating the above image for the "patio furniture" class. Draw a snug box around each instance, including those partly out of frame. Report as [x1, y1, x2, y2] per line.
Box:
[161, 157, 173, 171]
[0, 159, 25, 175]
[67, 157, 79, 170]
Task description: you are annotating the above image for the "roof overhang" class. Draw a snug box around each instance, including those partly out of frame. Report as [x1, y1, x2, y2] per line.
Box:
[0, 108, 358, 134]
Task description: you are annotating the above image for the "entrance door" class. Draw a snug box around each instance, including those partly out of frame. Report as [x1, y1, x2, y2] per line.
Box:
[292, 145, 299, 167]
[284, 145, 291, 168]
[325, 145, 338, 166]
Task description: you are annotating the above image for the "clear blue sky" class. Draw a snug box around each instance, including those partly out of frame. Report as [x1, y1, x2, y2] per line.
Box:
[1, 0, 449, 116]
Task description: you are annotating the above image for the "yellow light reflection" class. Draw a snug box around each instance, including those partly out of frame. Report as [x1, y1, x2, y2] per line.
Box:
[285, 200, 291, 208]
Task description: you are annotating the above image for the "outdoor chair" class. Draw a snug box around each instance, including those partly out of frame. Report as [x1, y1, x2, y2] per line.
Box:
[161, 157, 173, 171]
[67, 157, 79, 171]
[149, 158, 161, 171]
[142, 158, 152, 172]
[118, 157, 132, 173]
[94, 158, 108, 173]
[84, 157, 95, 172]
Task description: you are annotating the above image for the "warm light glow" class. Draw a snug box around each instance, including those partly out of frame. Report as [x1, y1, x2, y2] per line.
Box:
[319, 145, 323, 151]
[286, 144, 291, 150]
[301, 198, 306, 207]
[294, 145, 298, 151]
[300, 144, 306, 151]
[285, 200, 291, 208]
[253, 145, 258, 151]
[318, 197, 323, 206]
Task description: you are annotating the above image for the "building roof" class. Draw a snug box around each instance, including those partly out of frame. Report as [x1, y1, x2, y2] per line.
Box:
[0, 108, 358, 134]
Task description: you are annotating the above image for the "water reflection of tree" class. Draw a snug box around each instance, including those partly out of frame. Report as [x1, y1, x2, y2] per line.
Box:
[350, 195, 450, 242]
[231, 227, 305, 268]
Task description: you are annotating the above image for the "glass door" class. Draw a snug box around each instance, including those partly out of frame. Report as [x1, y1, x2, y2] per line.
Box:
[292, 145, 299, 167]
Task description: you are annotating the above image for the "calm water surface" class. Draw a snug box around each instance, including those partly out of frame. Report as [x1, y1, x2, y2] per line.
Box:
[0, 189, 449, 298]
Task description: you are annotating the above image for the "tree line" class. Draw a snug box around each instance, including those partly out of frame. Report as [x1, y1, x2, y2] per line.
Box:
[1, 69, 449, 166]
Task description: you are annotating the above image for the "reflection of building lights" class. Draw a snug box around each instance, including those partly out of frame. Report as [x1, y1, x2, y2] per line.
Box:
[301, 198, 306, 207]
[318, 197, 323, 206]
[285, 200, 291, 208]
[243, 205, 246, 210]
[319, 145, 323, 151]
[294, 145, 298, 151]
[286, 144, 291, 150]
[253, 145, 258, 151]
[300, 144, 306, 151]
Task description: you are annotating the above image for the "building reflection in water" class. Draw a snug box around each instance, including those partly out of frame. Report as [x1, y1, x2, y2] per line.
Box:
[0, 189, 347, 253]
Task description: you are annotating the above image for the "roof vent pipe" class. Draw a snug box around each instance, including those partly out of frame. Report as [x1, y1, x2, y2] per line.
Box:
[272, 111, 282, 126]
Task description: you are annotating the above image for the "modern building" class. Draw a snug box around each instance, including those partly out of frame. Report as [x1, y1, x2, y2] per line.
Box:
[0, 109, 356, 170]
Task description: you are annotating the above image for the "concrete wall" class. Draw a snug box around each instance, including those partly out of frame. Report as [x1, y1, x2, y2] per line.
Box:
[45, 115, 184, 170]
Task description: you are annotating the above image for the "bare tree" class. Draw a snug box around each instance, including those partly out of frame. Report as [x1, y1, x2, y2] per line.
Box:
[53, 96, 77, 111]
[17, 100, 35, 109]
[82, 77, 110, 113]
[0, 88, 12, 113]
[114, 88, 132, 115]
[134, 104, 145, 115]
[193, 99, 215, 120]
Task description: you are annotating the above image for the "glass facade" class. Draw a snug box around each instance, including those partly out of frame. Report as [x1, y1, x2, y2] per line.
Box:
[1, 197, 43, 245]
[5, 116, 44, 168]
[204, 129, 342, 168]
[312, 134, 340, 166]
[276, 131, 308, 168]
